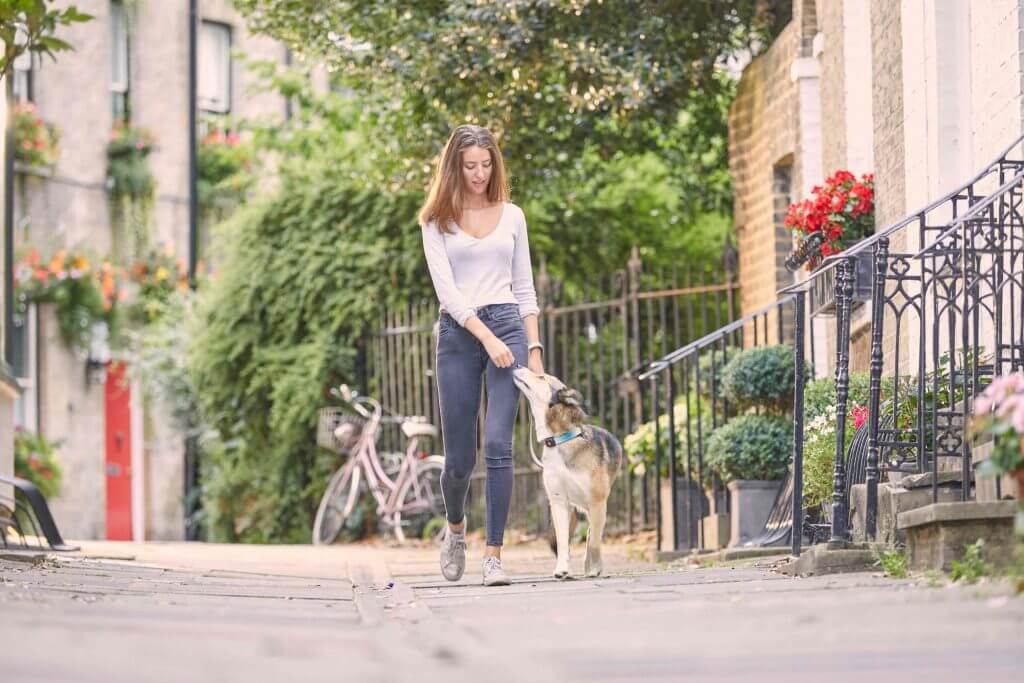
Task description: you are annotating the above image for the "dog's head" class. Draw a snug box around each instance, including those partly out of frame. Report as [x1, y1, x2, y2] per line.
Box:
[512, 367, 587, 438]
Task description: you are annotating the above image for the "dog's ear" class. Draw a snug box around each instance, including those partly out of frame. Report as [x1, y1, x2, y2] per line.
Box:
[552, 388, 587, 414]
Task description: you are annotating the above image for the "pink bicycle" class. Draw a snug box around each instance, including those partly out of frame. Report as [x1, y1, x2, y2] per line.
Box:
[312, 384, 445, 545]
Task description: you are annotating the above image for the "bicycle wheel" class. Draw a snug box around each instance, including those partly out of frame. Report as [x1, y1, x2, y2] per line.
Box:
[393, 455, 445, 544]
[313, 464, 362, 546]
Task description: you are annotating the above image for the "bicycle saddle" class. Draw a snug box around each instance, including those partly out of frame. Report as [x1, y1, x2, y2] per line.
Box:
[401, 420, 438, 439]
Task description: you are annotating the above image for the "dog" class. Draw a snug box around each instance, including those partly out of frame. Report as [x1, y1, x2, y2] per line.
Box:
[512, 368, 623, 579]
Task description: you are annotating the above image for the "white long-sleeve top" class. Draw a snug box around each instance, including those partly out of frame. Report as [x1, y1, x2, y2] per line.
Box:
[421, 202, 540, 326]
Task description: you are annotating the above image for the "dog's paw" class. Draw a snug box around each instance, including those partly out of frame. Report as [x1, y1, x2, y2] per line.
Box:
[584, 568, 603, 578]
[553, 569, 572, 580]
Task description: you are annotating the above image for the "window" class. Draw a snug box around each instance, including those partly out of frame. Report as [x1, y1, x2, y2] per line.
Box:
[111, 0, 130, 120]
[12, 50, 34, 103]
[198, 21, 232, 114]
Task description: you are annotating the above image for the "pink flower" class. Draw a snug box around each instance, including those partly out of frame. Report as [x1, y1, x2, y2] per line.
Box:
[973, 395, 992, 416]
[1012, 403, 1024, 433]
[851, 405, 869, 431]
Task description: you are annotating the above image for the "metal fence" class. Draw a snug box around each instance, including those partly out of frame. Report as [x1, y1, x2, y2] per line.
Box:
[637, 133, 1024, 557]
[366, 246, 739, 538]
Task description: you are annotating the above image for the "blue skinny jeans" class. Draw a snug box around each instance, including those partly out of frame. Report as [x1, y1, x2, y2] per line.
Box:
[435, 303, 527, 546]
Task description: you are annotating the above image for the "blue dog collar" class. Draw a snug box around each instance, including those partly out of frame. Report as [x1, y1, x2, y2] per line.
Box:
[543, 429, 584, 448]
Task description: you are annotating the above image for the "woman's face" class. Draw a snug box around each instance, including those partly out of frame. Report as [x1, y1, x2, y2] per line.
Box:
[460, 145, 493, 197]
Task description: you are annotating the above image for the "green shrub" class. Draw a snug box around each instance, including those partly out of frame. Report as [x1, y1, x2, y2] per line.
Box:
[14, 428, 63, 500]
[705, 414, 792, 484]
[721, 345, 802, 413]
[190, 176, 430, 543]
[697, 345, 739, 402]
[623, 390, 714, 483]
[803, 372, 874, 422]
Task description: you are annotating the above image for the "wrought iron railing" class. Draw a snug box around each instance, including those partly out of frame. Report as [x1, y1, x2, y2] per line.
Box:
[637, 294, 815, 554]
[787, 134, 1024, 551]
[640, 132, 1024, 557]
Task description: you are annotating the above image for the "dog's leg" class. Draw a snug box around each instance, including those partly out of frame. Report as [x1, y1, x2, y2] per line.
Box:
[547, 507, 578, 556]
[584, 499, 608, 578]
[549, 499, 572, 579]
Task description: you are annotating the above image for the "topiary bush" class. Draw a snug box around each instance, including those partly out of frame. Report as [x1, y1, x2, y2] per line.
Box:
[697, 344, 739, 402]
[704, 414, 793, 484]
[721, 345, 804, 414]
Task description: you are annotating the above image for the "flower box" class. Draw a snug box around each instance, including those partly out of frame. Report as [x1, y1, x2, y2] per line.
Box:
[810, 248, 874, 317]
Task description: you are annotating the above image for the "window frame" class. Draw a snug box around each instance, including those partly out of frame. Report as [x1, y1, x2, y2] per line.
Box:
[198, 20, 233, 115]
[110, 0, 131, 121]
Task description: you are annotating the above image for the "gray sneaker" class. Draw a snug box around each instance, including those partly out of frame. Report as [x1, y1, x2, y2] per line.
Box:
[482, 556, 510, 587]
[440, 526, 466, 581]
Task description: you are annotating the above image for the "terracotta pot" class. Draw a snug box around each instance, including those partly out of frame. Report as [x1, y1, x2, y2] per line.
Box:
[1013, 468, 1024, 500]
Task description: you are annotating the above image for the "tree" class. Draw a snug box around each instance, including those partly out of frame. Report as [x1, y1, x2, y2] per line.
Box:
[233, 0, 773, 197]
[0, 0, 92, 80]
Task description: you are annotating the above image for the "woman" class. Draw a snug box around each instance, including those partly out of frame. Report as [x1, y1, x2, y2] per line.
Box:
[419, 125, 545, 586]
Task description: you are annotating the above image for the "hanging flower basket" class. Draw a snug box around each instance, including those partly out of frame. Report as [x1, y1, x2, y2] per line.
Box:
[785, 170, 876, 315]
[12, 103, 60, 168]
[14, 247, 124, 351]
[107, 119, 156, 199]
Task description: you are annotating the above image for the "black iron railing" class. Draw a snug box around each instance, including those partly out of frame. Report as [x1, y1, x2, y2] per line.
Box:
[782, 133, 1024, 551]
[640, 133, 1024, 558]
[637, 294, 815, 554]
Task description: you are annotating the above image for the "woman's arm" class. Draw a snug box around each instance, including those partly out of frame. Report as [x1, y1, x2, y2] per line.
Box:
[511, 210, 544, 374]
[421, 223, 476, 325]
[522, 314, 544, 375]
[421, 222, 515, 367]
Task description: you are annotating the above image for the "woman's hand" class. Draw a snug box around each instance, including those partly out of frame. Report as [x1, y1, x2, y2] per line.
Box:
[528, 348, 545, 375]
[484, 335, 515, 368]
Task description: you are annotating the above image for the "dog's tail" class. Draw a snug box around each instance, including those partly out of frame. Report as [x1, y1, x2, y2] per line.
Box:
[547, 508, 581, 556]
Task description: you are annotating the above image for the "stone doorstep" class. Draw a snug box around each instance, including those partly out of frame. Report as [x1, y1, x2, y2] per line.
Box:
[656, 546, 788, 564]
[850, 481, 963, 545]
[897, 500, 1018, 530]
[774, 541, 886, 578]
[897, 500, 1019, 571]
[898, 470, 969, 490]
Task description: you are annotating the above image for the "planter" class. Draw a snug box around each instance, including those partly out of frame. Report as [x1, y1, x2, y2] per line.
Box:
[659, 477, 709, 552]
[727, 479, 783, 547]
[811, 249, 874, 317]
[701, 513, 731, 550]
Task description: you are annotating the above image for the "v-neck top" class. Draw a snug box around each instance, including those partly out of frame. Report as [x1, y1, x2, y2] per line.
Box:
[421, 202, 540, 326]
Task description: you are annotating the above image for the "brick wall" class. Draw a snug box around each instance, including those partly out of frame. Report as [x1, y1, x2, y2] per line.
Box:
[871, 0, 906, 228]
[818, 0, 846, 175]
[17, 0, 302, 539]
[970, 0, 1024, 164]
[729, 22, 800, 324]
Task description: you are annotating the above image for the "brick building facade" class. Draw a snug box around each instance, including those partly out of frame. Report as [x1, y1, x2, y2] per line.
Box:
[730, 0, 1024, 376]
[5, 0, 311, 540]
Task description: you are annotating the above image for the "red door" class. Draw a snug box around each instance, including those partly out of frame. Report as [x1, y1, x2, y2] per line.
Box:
[105, 361, 133, 540]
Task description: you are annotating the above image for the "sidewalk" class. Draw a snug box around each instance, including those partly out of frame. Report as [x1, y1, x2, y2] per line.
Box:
[1, 537, 1021, 682]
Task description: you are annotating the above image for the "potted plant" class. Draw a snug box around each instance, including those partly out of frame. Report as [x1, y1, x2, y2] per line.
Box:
[14, 247, 123, 352]
[198, 127, 253, 213]
[705, 414, 792, 546]
[107, 120, 157, 261]
[784, 170, 875, 314]
[12, 102, 60, 169]
[709, 345, 804, 546]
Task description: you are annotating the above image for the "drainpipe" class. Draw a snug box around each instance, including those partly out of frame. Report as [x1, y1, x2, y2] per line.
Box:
[184, 0, 201, 540]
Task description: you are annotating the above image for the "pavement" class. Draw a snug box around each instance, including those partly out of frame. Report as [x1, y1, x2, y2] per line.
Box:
[1, 534, 1022, 682]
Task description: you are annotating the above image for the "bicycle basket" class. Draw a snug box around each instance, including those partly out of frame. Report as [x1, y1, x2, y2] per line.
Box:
[316, 408, 367, 454]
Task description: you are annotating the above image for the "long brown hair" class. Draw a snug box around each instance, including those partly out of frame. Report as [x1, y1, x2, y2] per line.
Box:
[418, 125, 510, 234]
